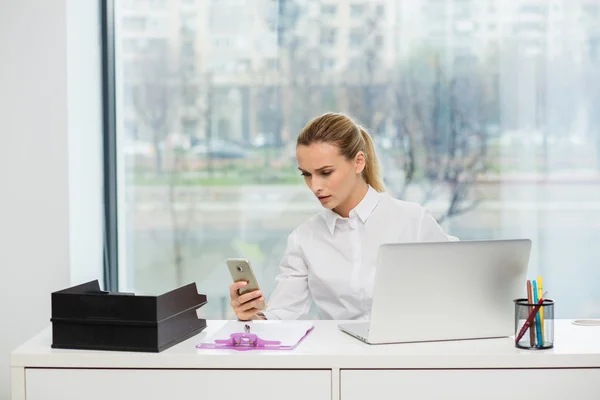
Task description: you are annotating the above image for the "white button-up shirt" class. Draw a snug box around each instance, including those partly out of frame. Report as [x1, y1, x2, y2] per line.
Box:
[262, 186, 457, 321]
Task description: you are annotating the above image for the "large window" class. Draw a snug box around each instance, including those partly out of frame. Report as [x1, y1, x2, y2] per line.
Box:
[109, 0, 600, 319]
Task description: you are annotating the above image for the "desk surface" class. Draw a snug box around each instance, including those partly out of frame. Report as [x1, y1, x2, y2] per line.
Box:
[11, 320, 600, 369]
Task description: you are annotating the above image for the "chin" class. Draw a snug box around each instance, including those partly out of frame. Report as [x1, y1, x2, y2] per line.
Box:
[322, 200, 339, 210]
[317, 194, 339, 209]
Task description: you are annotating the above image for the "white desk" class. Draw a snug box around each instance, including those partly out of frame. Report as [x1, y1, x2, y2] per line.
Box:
[11, 320, 600, 400]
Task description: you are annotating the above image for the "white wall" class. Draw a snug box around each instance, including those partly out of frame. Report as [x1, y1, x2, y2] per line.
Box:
[0, 1, 103, 398]
[66, 0, 104, 286]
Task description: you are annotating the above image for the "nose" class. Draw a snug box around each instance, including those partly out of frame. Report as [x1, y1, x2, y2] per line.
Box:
[310, 176, 324, 195]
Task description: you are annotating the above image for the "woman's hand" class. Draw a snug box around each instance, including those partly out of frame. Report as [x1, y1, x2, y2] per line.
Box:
[229, 281, 266, 321]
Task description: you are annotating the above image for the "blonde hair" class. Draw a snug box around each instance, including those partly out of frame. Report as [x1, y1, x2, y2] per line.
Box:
[297, 112, 385, 192]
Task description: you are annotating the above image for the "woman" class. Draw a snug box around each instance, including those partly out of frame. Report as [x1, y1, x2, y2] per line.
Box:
[229, 112, 456, 321]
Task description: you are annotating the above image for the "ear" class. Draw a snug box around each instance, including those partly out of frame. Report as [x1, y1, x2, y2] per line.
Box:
[355, 151, 366, 174]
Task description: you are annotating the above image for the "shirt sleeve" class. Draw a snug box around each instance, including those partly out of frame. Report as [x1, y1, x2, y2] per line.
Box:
[261, 229, 312, 320]
[417, 207, 459, 242]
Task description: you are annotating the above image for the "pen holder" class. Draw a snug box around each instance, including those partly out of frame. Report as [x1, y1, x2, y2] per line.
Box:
[514, 298, 554, 350]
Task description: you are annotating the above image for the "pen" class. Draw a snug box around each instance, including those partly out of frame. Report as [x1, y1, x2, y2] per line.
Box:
[526, 280, 536, 347]
[516, 291, 548, 344]
[538, 276, 545, 339]
[532, 280, 543, 347]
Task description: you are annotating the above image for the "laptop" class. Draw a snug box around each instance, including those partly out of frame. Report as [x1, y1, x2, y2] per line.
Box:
[338, 239, 531, 344]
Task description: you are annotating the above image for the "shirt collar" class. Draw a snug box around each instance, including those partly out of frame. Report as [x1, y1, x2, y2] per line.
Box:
[323, 185, 381, 235]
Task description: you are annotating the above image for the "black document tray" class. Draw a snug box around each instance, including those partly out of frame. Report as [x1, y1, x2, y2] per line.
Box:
[50, 280, 207, 352]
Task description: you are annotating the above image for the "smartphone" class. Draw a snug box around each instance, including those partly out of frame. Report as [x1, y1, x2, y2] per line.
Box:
[226, 258, 265, 309]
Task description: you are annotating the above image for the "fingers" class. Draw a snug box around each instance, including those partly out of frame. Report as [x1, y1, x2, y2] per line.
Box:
[239, 295, 265, 311]
[229, 281, 248, 300]
[232, 292, 264, 312]
[229, 282, 265, 320]
[238, 290, 262, 305]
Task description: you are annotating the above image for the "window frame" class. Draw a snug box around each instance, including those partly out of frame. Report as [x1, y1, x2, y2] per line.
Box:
[101, 0, 119, 291]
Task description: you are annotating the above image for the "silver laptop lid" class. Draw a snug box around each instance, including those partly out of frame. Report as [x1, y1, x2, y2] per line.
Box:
[368, 239, 531, 344]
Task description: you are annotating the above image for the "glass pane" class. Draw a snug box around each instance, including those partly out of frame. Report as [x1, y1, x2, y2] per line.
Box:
[114, 0, 600, 319]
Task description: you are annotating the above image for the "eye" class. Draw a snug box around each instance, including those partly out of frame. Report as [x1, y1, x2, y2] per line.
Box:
[321, 171, 332, 176]
[300, 172, 310, 177]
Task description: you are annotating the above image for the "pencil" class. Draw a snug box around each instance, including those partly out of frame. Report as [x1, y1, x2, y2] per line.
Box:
[532, 280, 543, 347]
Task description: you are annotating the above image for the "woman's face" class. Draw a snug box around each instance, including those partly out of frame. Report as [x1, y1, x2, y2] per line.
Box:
[296, 142, 364, 211]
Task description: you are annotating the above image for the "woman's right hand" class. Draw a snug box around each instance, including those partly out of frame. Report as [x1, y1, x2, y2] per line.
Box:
[229, 281, 266, 321]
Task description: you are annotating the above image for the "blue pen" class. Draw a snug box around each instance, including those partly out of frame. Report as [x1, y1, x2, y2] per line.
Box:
[532, 280, 543, 347]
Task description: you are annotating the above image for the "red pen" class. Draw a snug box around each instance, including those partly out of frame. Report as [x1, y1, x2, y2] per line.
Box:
[526, 280, 536, 346]
[516, 291, 548, 344]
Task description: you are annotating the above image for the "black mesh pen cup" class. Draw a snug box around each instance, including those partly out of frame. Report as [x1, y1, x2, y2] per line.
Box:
[514, 298, 554, 349]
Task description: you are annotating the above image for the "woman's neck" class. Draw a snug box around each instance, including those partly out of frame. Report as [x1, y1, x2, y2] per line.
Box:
[333, 182, 369, 218]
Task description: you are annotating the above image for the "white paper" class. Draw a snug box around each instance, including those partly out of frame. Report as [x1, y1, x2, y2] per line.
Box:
[200, 320, 314, 347]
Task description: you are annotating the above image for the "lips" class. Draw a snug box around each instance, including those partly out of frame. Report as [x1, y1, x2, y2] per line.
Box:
[318, 195, 331, 201]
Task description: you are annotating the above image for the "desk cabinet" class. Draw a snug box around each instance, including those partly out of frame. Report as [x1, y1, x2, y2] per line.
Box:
[341, 369, 600, 400]
[26, 369, 331, 400]
[12, 321, 600, 400]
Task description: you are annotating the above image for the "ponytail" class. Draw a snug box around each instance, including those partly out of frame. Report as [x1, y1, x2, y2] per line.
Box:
[359, 127, 385, 192]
